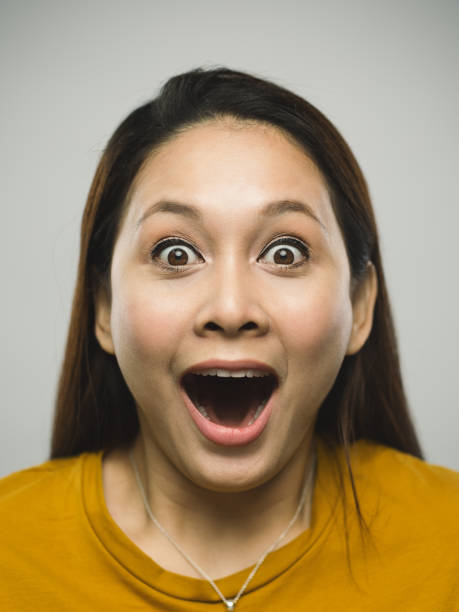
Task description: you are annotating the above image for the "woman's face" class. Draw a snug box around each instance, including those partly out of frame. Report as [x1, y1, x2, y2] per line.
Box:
[96, 120, 374, 492]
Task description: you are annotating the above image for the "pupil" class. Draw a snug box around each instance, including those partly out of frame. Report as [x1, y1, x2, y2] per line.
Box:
[168, 248, 188, 265]
[274, 248, 293, 265]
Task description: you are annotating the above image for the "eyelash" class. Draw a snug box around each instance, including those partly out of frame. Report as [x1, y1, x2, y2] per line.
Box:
[149, 236, 311, 272]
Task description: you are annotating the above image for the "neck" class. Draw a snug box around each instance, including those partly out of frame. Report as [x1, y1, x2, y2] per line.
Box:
[103, 432, 317, 580]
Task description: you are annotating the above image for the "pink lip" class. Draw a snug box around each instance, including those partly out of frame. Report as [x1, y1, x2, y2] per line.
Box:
[180, 359, 279, 447]
[182, 358, 278, 378]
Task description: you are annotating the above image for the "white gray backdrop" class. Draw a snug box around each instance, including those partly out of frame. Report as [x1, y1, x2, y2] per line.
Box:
[1, 0, 458, 477]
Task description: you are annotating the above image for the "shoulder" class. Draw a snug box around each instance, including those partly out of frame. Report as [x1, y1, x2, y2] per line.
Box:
[349, 439, 459, 527]
[0, 453, 97, 522]
[352, 439, 459, 490]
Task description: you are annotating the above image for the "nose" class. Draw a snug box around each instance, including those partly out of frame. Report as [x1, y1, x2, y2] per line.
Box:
[193, 259, 270, 338]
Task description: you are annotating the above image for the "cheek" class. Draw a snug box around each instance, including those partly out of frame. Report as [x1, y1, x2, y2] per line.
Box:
[110, 282, 186, 366]
[279, 282, 353, 365]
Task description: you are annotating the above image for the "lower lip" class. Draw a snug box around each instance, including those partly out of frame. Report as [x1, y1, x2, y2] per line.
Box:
[180, 386, 275, 447]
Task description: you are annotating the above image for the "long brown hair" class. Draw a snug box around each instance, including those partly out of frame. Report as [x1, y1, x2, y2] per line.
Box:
[51, 67, 423, 551]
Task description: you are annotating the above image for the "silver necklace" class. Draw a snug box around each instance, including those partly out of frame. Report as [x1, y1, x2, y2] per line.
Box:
[129, 443, 317, 611]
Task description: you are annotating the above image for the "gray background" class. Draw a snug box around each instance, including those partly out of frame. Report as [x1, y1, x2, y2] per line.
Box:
[1, 0, 458, 477]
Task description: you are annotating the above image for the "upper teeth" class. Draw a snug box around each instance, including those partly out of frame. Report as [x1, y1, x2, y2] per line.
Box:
[192, 368, 270, 378]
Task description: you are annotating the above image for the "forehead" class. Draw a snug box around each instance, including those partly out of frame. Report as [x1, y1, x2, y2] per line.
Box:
[125, 119, 337, 232]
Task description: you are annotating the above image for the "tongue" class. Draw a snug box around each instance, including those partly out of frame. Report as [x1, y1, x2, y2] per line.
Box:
[197, 378, 263, 428]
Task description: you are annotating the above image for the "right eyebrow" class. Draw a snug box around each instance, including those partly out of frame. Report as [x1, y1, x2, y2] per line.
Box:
[136, 200, 201, 228]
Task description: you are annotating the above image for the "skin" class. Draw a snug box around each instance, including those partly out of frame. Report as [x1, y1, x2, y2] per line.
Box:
[95, 119, 377, 579]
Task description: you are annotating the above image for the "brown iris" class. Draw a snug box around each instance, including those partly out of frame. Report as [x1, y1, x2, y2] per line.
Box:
[273, 248, 294, 265]
[168, 248, 188, 265]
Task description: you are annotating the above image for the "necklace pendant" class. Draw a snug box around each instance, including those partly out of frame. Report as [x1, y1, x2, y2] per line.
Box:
[225, 600, 235, 610]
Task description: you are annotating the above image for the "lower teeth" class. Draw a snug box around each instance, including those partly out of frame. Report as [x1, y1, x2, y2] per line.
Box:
[197, 405, 209, 418]
[196, 400, 267, 426]
[248, 400, 267, 425]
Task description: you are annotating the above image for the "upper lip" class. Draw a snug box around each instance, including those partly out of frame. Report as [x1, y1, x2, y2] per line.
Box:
[181, 359, 279, 382]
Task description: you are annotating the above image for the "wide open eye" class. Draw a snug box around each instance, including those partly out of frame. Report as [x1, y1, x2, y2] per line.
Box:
[151, 238, 204, 268]
[259, 237, 310, 267]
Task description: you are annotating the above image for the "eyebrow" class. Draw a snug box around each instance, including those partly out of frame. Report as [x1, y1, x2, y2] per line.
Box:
[136, 199, 326, 230]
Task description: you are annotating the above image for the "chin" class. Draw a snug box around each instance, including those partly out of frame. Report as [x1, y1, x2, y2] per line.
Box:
[178, 443, 283, 495]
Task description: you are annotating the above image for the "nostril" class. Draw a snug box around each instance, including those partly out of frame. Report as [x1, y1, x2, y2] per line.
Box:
[204, 322, 221, 331]
[204, 321, 257, 332]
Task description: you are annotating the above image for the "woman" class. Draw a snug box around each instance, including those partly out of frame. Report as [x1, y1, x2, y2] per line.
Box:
[1, 67, 458, 611]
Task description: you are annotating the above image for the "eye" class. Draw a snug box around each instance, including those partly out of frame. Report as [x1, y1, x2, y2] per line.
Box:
[259, 236, 310, 268]
[151, 238, 204, 268]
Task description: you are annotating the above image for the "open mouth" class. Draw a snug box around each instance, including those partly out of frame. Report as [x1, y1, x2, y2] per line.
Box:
[181, 372, 278, 428]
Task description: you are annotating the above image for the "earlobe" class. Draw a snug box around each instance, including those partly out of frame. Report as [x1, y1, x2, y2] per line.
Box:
[94, 286, 115, 355]
[346, 262, 378, 356]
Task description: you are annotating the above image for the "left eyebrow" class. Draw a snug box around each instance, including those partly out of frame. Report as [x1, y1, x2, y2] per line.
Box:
[136, 198, 326, 231]
[261, 199, 326, 231]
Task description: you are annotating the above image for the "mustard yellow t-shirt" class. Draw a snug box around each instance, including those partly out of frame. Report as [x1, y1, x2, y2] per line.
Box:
[1, 438, 458, 611]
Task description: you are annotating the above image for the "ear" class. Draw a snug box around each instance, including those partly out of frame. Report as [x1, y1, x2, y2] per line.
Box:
[346, 261, 378, 356]
[94, 285, 115, 355]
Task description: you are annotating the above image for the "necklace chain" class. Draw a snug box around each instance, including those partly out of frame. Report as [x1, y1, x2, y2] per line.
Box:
[129, 443, 317, 610]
